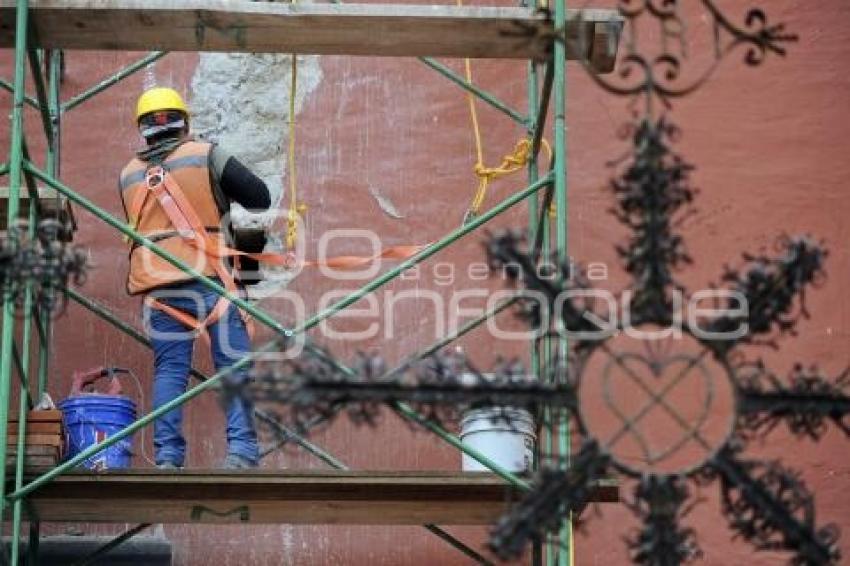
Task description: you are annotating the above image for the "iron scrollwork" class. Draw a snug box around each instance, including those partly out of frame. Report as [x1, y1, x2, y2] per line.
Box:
[580, 0, 797, 115]
[234, 2, 847, 565]
[0, 219, 87, 317]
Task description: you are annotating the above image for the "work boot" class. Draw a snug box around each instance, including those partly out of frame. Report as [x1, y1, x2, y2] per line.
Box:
[223, 453, 258, 470]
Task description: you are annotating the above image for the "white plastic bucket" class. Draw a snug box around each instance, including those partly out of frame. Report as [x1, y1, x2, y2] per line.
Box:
[460, 407, 536, 473]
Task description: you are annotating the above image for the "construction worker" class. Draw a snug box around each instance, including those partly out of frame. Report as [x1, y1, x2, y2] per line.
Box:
[119, 87, 271, 469]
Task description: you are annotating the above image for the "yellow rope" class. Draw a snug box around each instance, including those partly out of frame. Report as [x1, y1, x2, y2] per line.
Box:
[458, 0, 551, 223]
[285, 0, 307, 250]
[286, 54, 300, 249]
[469, 137, 552, 215]
[463, 56, 485, 169]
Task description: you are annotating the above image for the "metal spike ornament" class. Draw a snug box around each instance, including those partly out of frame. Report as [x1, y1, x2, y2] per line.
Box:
[737, 362, 850, 441]
[488, 441, 611, 561]
[245, 349, 575, 435]
[705, 443, 840, 565]
[240, 2, 848, 565]
[0, 219, 87, 317]
[481, 2, 845, 563]
[485, 123, 842, 564]
[625, 475, 701, 566]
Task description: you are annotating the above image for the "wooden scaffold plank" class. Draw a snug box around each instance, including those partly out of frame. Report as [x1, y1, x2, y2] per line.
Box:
[0, 1, 622, 70]
[0, 186, 76, 235]
[23, 470, 620, 525]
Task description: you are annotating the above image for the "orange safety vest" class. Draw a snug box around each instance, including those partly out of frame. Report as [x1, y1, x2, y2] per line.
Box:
[120, 140, 258, 340]
[120, 140, 225, 294]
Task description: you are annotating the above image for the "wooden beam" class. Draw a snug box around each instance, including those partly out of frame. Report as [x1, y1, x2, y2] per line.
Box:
[0, 187, 76, 239]
[0, 1, 622, 70]
[588, 21, 621, 74]
[23, 470, 619, 525]
[0, 186, 76, 234]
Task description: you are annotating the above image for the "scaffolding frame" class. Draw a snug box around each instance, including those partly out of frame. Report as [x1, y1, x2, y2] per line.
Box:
[0, 0, 592, 563]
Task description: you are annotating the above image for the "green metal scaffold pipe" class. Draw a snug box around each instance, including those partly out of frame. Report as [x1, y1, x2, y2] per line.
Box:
[9, 56, 56, 547]
[296, 173, 554, 333]
[0, 0, 30, 544]
[419, 57, 528, 126]
[27, 45, 63, 566]
[0, 76, 38, 109]
[62, 51, 167, 112]
[553, 0, 573, 564]
[27, 48, 54, 148]
[14, 163, 552, 498]
[526, 33, 544, 566]
[11, 218, 37, 566]
[61, 286, 503, 566]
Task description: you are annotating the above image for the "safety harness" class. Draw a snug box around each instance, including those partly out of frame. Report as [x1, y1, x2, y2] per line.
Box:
[132, 164, 258, 341]
[128, 164, 425, 343]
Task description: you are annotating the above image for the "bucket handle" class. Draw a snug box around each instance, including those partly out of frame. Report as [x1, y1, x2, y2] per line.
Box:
[71, 366, 126, 396]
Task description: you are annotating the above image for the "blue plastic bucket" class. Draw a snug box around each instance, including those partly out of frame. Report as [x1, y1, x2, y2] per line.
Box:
[59, 395, 137, 470]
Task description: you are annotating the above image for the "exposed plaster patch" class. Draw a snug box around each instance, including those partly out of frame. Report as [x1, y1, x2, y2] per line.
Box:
[190, 53, 322, 211]
[188, 53, 322, 290]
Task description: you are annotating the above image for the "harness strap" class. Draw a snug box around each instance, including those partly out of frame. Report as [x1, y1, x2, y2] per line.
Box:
[131, 227, 221, 247]
[125, 181, 152, 243]
[138, 165, 425, 341]
[142, 165, 249, 342]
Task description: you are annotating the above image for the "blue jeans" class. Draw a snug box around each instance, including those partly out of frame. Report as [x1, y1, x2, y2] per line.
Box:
[144, 280, 259, 466]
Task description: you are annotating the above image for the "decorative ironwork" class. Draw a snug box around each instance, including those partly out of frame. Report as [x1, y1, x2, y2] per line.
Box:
[706, 443, 840, 565]
[488, 441, 610, 561]
[737, 362, 850, 441]
[625, 475, 701, 566]
[480, 140, 840, 563]
[577, 0, 797, 115]
[608, 118, 694, 322]
[245, 350, 575, 434]
[485, 229, 600, 342]
[0, 219, 86, 317]
[706, 237, 827, 353]
[235, 2, 846, 565]
[508, 1, 796, 110]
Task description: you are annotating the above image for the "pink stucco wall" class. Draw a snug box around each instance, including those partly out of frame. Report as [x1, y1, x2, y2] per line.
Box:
[1, 1, 848, 564]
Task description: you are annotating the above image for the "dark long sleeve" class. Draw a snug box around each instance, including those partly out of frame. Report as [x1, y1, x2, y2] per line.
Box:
[210, 145, 271, 211]
[220, 156, 271, 210]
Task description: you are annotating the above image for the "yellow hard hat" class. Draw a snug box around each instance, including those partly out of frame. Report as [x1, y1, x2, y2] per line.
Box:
[135, 87, 188, 123]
